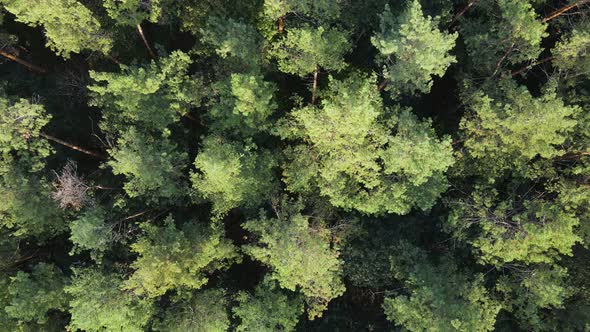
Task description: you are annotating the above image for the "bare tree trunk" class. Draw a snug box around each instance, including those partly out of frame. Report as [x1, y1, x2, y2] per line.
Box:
[0, 49, 47, 74]
[311, 65, 318, 104]
[510, 56, 554, 77]
[136, 23, 156, 59]
[493, 42, 515, 76]
[278, 16, 284, 33]
[106, 54, 122, 65]
[40, 132, 106, 159]
[543, 0, 589, 23]
[378, 79, 389, 91]
[450, 0, 478, 26]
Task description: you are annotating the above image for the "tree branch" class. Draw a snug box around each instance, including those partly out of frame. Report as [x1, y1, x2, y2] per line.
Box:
[40, 132, 106, 159]
[136, 23, 156, 59]
[311, 64, 319, 104]
[543, 0, 589, 23]
[0, 49, 47, 74]
[450, 0, 478, 26]
[510, 56, 554, 77]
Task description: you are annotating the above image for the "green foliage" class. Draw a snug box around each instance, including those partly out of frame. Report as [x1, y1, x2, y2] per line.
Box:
[462, 0, 547, 74]
[191, 136, 277, 215]
[208, 73, 278, 136]
[0, 0, 112, 57]
[124, 216, 239, 297]
[0, 167, 65, 239]
[553, 24, 590, 79]
[243, 200, 345, 319]
[154, 289, 230, 332]
[261, 0, 341, 21]
[89, 51, 203, 133]
[69, 208, 112, 255]
[108, 127, 188, 201]
[383, 243, 501, 332]
[201, 16, 261, 70]
[0, 95, 52, 172]
[460, 81, 579, 177]
[448, 187, 582, 266]
[279, 73, 454, 214]
[372, 1, 457, 95]
[5, 263, 68, 324]
[233, 279, 304, 332]
[103, 0, 161, 25]
[269, 25, 349, 76]
[497, 265, 573, 330]
[66, 268, 155, 332]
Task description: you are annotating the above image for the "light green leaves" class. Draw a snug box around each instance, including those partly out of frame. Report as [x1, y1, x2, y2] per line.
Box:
[372, 1, 457, 95]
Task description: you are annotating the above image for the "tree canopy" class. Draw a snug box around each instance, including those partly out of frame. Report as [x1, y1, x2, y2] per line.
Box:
[1, 0, 590, 330]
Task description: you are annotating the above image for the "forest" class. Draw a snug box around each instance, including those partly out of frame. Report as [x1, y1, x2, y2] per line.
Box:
[0, 0, 589, 331]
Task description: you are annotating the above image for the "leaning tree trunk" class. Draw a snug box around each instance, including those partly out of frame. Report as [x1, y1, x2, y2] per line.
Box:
[136, 23, 156, 59]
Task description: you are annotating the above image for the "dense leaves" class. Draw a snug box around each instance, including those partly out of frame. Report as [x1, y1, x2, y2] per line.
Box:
[1, 0, 590, 330]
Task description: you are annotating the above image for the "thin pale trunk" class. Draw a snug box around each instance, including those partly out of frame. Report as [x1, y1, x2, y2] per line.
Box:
[0, 49, 47, 74]
[450, 0, 478, 26]
[106, 54, 122, 65]
[511, 56, 554, 77]
[543, 0, 589, 23]
[311, 65, 318, 104]
[136, 23, 156, 59]
[558, 151, 590, 160]
[40, 132, 106, 159]
[493, 42, 515, 76]
[378, 79, 389, 91]
[278, 16, 284, 33]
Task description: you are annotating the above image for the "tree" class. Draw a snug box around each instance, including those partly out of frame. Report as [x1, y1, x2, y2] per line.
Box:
[383, 242, 501, 332]
[201, 16, 262, 71]
[123, 216, 240, 297]
[553, 23, 590, 80]
[269, 25, 349, 77]
[447, 186, 582, 267]
[4, 263, 68, 325]
[208, 73, 277, 136]
[108, 127, 188, 201]
[0, 166, 65, 239]
[496, 265, 573, 330]
[372, 1, 457, 95]
[66, 268, 154, 332]
[69, 207, 112, 256]
[0, 0, 112, 58]
[103, 0, 161, 26]
[461, 0, 547, 75]
[153, 289, 230, 332]
[191, 136, 277, 216]
[269, 25, 349, 101]
[460, 80, 579, 178]
[242, 199, 345, 319]
[233, 279, 304, 332]
[89, 51, 203, 134]
[103, 0, 162, 58]
[0, 94, 52, 173]
[279, 73, 454, 215]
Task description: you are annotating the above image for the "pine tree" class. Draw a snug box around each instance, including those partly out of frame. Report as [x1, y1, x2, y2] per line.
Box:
[233, 279, 304, 332]
[0, 0, 112, 58]
[279, 73, 454, 215]
[66, 268, 155, 332]
[153, 289, 231, 332]
[123, 216, 240, 297]
[191, 136, 277, 216]
[242, 199, 345, 319]
[89, 51, 203, 134]
[372, 1, 457, 95]
[383, 242, 501, 332]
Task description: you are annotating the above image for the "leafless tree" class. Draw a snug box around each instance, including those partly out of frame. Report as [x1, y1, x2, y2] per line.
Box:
[51, 161, 92, 210]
